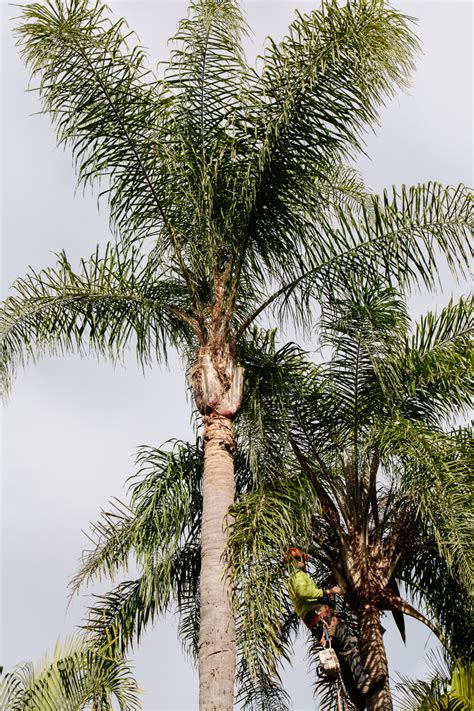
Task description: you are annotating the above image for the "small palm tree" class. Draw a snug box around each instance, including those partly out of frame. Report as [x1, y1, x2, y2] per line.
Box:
[1, 0, 472, 707]
[229, 286, 473, 710]
[0, 637, 141, 710]
[396, 653, 473, 711]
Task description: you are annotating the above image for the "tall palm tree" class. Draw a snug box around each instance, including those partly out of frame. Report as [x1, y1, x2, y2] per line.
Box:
[70, 291, 472, 710]
[1, 0, 472, 707]
[0, 638, 141, 710]
[69, 331, 310, 709]
[229, 286, 473, 709]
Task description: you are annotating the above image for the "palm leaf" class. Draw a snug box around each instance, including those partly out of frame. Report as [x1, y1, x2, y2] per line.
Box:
[0, 638, 141, 710]
[0, 244, 193, 396]
[16, 0, 173, 247]
[237, 184, 473, 337]
[385, 295, 474, 423]
[241, 0, 418, 277]
[396, 654, 473, 711]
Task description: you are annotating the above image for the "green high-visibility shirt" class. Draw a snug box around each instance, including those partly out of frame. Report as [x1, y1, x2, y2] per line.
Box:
[287, 570, 325, 620]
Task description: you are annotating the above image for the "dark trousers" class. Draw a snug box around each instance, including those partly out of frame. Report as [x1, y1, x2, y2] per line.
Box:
[310, 615, 366, 691]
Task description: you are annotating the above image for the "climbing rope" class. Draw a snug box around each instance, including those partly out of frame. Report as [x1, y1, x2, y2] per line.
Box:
[322, 619, 352, 711]
[336, 670, 350, 711]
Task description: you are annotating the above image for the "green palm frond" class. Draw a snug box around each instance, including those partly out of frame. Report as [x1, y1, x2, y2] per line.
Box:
[0, 244, 193, 396]
[319, 281, 409, 431]
[72, 441, 202, 593]
[242, 0, 418, 273]
[83, 544, 200, 657]
[235, 665, 291, 711]
[236, 330, 314, 481]
[396, 654, 473, 711]
[397, 530, 474, 662]
[71, 500, 135, 597]
[379, 423, 473, 590]
[335, 184, 473, 289]
[164, 0, 258, 259]
[229, 479, 315, 697]
[72, 441, 202, 653]
[16, 0, 171, 247]
[0, 638, 141, 710]
[291, 288, 472, 458]
[238, 184, 473, 337]
[176, 566, 201, 661]
[387, 295, 474, 423]
[85, 578, 158, 654]
[313, 164, 373, 215]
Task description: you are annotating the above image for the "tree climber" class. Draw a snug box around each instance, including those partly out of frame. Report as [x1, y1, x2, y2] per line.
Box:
[285, 547, 381, 700]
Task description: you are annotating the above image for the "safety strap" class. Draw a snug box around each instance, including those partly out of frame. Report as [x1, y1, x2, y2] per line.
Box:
[306, 611, 323, 631]
[306, 610, 333, 633]
[324, 624, 331, 648]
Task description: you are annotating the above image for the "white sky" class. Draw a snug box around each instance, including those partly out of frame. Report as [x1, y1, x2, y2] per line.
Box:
[1, 1, 472, 710]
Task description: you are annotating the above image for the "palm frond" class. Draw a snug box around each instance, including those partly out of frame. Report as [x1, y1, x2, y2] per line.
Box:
[242, 0, 418, 278]
[73, 440, 202, 590]
[235, 663, 291, 711]
[319, 280, 409, 435]
[236, 329, 314, 483]
[386, 295, 474, 424]
[397, 533, 474, 662]
[73, 441, 202, 653]
[229, 478, 315, 701]
[238, 183, 473, 337]
[164, 0, 258, 266]
[396, 653, 473, 711]
[0, 637, 141, 710]
[15, 0, 172, 247]
[0, 244, 192, 396]
[339, 183, 473, 290]
[380, 423, 473, 591]
[84, 578, 158, 654]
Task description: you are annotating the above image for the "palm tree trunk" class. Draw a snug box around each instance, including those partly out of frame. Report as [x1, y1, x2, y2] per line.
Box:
[198, 412, 236, 711]
[367, 678, 393, 711]
[357, 603, 392, 711]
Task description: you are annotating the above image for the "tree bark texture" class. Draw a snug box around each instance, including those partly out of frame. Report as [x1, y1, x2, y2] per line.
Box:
[358, 604, 393, 710]
[198, 413, 236, 711]
[366, 678, 393, 711]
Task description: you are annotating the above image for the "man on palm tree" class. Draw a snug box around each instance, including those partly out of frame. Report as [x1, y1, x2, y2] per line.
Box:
[286, 547, 379, 702]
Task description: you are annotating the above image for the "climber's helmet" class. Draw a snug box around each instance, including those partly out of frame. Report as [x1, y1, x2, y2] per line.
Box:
[284, 547, 309, 566]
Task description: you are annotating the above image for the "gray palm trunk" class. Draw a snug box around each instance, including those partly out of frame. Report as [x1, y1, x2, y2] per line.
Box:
[199, 413, 236, 709]
[191, 342, 244, 708]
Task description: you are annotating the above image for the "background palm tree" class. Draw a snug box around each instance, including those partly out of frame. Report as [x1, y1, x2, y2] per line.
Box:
[229, 285, 473, 710]
[0, 638, 141, 710]
[396, 652, 473, 711]
[1, 0, 472, 707]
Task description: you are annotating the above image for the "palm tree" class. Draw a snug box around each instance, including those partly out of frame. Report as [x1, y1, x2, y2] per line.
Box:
[1, 0, 472, 707]
[69, 331, 309, 709]
[229, 285, 473, 709]
[68, 289, 474, 711]
[396, 652, 473, 711]
[0, 637, 141, 710]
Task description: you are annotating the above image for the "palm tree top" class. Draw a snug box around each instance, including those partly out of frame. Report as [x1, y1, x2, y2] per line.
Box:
[1, 0, 471, 400]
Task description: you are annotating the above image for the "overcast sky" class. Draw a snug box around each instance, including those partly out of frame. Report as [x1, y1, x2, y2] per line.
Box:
[1, 1, 472, 710]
